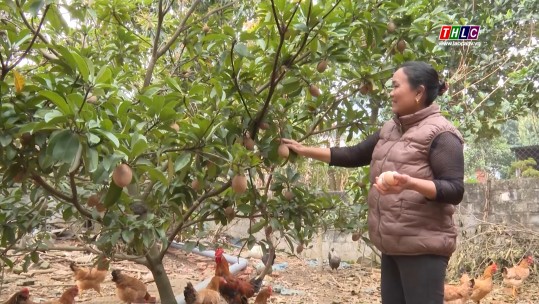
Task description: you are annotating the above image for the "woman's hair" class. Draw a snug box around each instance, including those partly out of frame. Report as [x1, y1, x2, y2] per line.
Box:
[399, 61, 447, 106]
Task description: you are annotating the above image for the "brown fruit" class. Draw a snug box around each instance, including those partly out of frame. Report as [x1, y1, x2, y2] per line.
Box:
[170, 122, 180, 132]
[397, 39, 406, 53]
[95, 202, 106, 212]
[112, 163, 133, 188]
[86, 95, 98, 104]
[359, 82, 372, 95]
[231, 174, 248, 194]
[20, 133, 33, 146]
[283, 190, 295, 201]
[191, 179, 200, 191]
[13, 171, 25, 183]
[308, 84, 321, 97]
[259, 122, 270, 130]
[243, 136, 255, 151]
[225, 206, 235, 221]
[277, 144, 289, 158]
[352, 232, 361, 242]
[202, 24, 210, 33]
[87, 194, 100, 207]
[316, 60, 328, 73]
[265, 226, 273, 236]
[296, 244, 304, 254]
[387, 21, 396, 33]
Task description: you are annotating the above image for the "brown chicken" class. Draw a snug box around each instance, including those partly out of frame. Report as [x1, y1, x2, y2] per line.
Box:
[184, 276, 228, 304]
[69, 256, 109, 296]
[253, 286, 272, 304]
[3, 287, 33, 304]
[44, 286, 78, 304]
[214, 248, 262, 300]
[470, 263, 498, 304]
[444, 272, 475, 304]
[111, 269, 155, 304]
[502, 255, 534, 298]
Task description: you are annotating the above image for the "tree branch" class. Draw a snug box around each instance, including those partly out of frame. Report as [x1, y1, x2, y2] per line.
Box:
[69, 173, 93, 219]
[153, 0, 165, 58]
[230, 39, 252, 120]
[16, 1, 60, 58]
[160, 180, 232, 260]
[3, 4, 50, 78]
[156, 0, 203, 57]
[299, 88, 360, 142]
[32, 174, 74, 203]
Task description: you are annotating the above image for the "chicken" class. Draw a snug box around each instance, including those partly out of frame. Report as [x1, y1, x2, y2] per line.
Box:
[502, 255, 534, 298]
[214, 248, 263, 298]
[444, 272, 475, 304]
[69, 256, 109, 296]
[184, 276, 228, 304]
[111, 269, 155, 304]
[44, 286, 78, 304]
[3, 287, 33, 304]
[328, 248, 341, 270]
[470, 263, 497, 304]
[253, 286, 272, 304]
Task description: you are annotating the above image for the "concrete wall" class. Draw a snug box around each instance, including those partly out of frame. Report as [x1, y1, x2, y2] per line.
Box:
[456, 178, 539, 229]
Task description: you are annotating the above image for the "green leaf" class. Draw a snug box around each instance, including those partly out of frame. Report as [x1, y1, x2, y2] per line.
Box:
[39, 90, 72, 115]
[138, 165, 168, 185]
[130, 134, 148, 160]
[174, 153, 191, 172]
[30, 251, 39, 263]
[86, 147, 98, 173]
[91, 129, 120, 148]
[234, 43, 253, 58]
[248, 219, 267, 234]
[122, 230, 135, 243]
[103, 181, 123, 207]
[26, 0, 44, 17]
[46, 130, 80, 164]
[95, 66, 112, 84]
[71, 51, 89, 81]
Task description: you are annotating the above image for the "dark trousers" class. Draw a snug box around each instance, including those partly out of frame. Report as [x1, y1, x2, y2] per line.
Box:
[381, 254, 448, 304]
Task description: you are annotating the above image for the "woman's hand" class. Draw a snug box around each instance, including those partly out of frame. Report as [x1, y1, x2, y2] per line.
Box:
[280, 138, 307, 156]
[374, 172, 412, 195]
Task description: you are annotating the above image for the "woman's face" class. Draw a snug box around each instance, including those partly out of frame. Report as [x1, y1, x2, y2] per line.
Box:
[390, 68, 424, 116]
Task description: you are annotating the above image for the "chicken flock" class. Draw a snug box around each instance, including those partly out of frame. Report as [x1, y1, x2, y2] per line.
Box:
[443, 254, 534, 304]
[1, 247, 273, 304]
[1, 248, 533, 304]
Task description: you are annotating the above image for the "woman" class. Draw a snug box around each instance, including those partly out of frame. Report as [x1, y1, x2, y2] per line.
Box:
[282, 61, 464, 304]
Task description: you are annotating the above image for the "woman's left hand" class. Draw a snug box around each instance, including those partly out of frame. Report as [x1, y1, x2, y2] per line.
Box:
[374, 172, 412, 195]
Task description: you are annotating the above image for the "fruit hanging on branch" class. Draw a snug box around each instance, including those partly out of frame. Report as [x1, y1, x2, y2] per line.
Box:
[231, 174, 248, 194]
[112, 163, 133, 188]
[317, 59, 328, 73]
[278, 144, 290, 158]
[309, 84, 321, 97]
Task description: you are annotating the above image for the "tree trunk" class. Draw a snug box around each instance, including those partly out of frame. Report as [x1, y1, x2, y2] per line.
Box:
[147, 254, 177, 304]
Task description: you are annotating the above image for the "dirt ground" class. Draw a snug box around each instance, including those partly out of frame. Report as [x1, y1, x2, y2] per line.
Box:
[0, 240, 538, 304]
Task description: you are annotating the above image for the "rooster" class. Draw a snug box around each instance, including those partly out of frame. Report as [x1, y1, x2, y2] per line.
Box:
[444, 271, 475, 304]
[502, 255, 534, 298]
[470, 263, 497, 304]
[214, 247, 264, 299]
[184, 276, 228, 304]
[328, 248, 341, 271]
[3, 287, 33, 304]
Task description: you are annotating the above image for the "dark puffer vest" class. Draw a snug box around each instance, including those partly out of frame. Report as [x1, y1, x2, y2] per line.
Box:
[367, 104, 464, 257]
